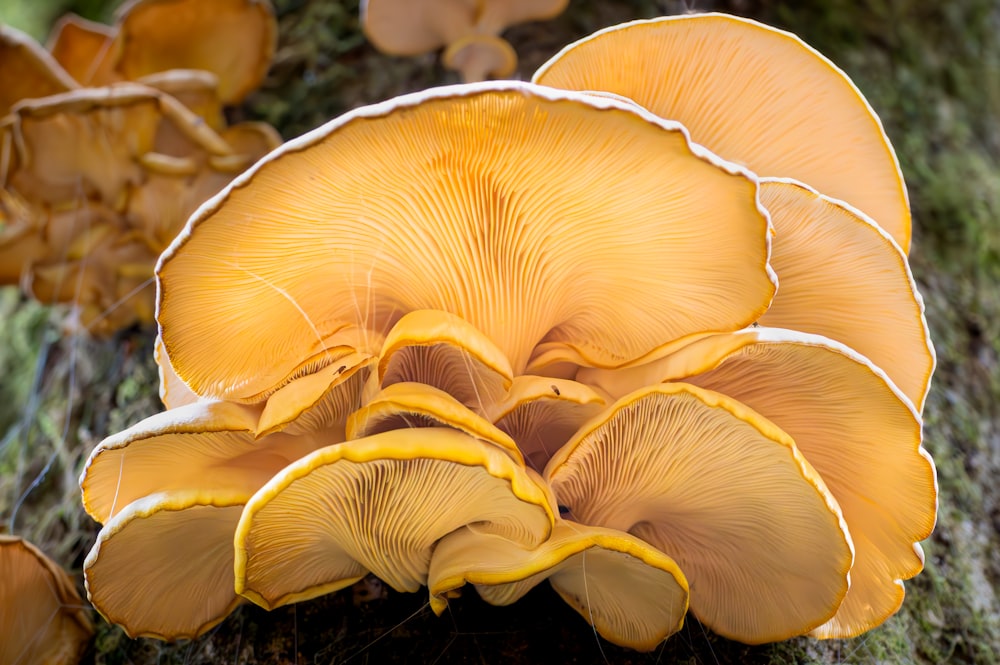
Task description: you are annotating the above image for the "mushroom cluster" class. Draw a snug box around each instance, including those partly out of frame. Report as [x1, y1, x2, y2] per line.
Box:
[0, 0, 279, 335]
[361, 0, 568, 82]
[80, 13, 937, 650]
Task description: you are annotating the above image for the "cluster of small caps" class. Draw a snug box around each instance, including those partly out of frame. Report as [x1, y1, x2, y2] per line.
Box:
[361, 0, 569, 82]
[78, 12, 936, 655]
[0, 0, 281, 337]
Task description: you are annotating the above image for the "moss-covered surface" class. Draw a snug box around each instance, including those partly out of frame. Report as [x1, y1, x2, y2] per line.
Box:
[2, 0, 999, 663]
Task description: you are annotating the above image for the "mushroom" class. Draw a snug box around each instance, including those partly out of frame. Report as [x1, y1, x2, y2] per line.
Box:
[545, 381, 854, 643]
[45, 13, 121, 87]
[756, 178, 934, 410]
[234, 427, 554, 608]
[0, 535, 92, 665]
[428, 521, 689, 651]
[582, 327, 936, 639]
[0, 24, 78, 115]
[157, 81, 774, 402]
[361, 0, 567, 82]
[113, 0, 277, 105]
[533, 13, 912, 252]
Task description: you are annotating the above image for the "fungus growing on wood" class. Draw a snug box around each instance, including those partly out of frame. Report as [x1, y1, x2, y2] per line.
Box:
[234, 428, 555, 608]
[429, 521, 689, 651]
[157, 81, 773, 402]
[546, 381, 853, 643]
[533, 13, 911, 252]
[0, 536, 92, 665]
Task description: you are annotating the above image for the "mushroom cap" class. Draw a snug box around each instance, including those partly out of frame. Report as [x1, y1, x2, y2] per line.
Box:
[0, 536, 92, 665]
[361, 0, 478, 55]
[80, 399, 337, 524]
[375, 310, 513, 414]
[347, 381, 523, 463]
[757, 178, 934, 410]
[0, 24, 78, 115]
[84, 490, 247, 639]
[488, 375, 606, 472]
[155, 333, 200, 408]
[429, 521, 688, 651]
[114, 0, 277, 104]
[157, 81, 774, 401]
[234, 427, 555, 608]
[545, 381, 853, 643]
[441, 34, 518, 82]
[533, 13, 911, 252]
[585, 328, 936, 638]
[45, 13, 121, 86]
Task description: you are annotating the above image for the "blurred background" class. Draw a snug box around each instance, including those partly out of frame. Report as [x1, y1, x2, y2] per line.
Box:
[1, 0, 997, 663]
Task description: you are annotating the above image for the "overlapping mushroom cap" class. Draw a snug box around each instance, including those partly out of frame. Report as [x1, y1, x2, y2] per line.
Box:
[533, 13, 911, 253]
[81, 10, 936, 654]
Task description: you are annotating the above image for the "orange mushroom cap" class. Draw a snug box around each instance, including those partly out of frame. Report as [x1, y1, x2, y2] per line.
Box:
[533, 13, 912, 252]
[157, 81, 774, 402]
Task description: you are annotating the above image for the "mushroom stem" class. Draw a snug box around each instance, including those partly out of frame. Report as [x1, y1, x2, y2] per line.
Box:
[441, 34, 517, 82]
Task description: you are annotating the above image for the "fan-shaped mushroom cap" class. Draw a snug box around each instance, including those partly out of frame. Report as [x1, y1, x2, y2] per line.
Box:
[545, 382, 853, 643]
[138, 69, 225, 133]
[114, 0, 277, 105]
[757, 179, 933, 410]
[0, 25, 78, 115]
[374, 310, 512, 413]
[84, 490, 247, 639]
[488, 375, 605, 471]
[158, 81, 774, 402]
[235, 427, 555, 609]
[347, 381, 522, 463]
[80, 399, 338, 524]
[45, 13, 120, 87]
[533, 13, 911, 252]
[429, 521, 688, 651]
[0, 535, 92, 665]
[583, 328, 936, 638]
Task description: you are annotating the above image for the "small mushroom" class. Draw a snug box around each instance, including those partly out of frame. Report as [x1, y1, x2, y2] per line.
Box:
[363, 0, 567, 81]
[487, 375, 606, 472]
[157, 81, 773, 402]
[533, 13, 912, 252]
[428, 521, 689, 651]
[234, 427, 554, 608]
[545, 381, 853, 643]
[0, 535, 92, 665]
